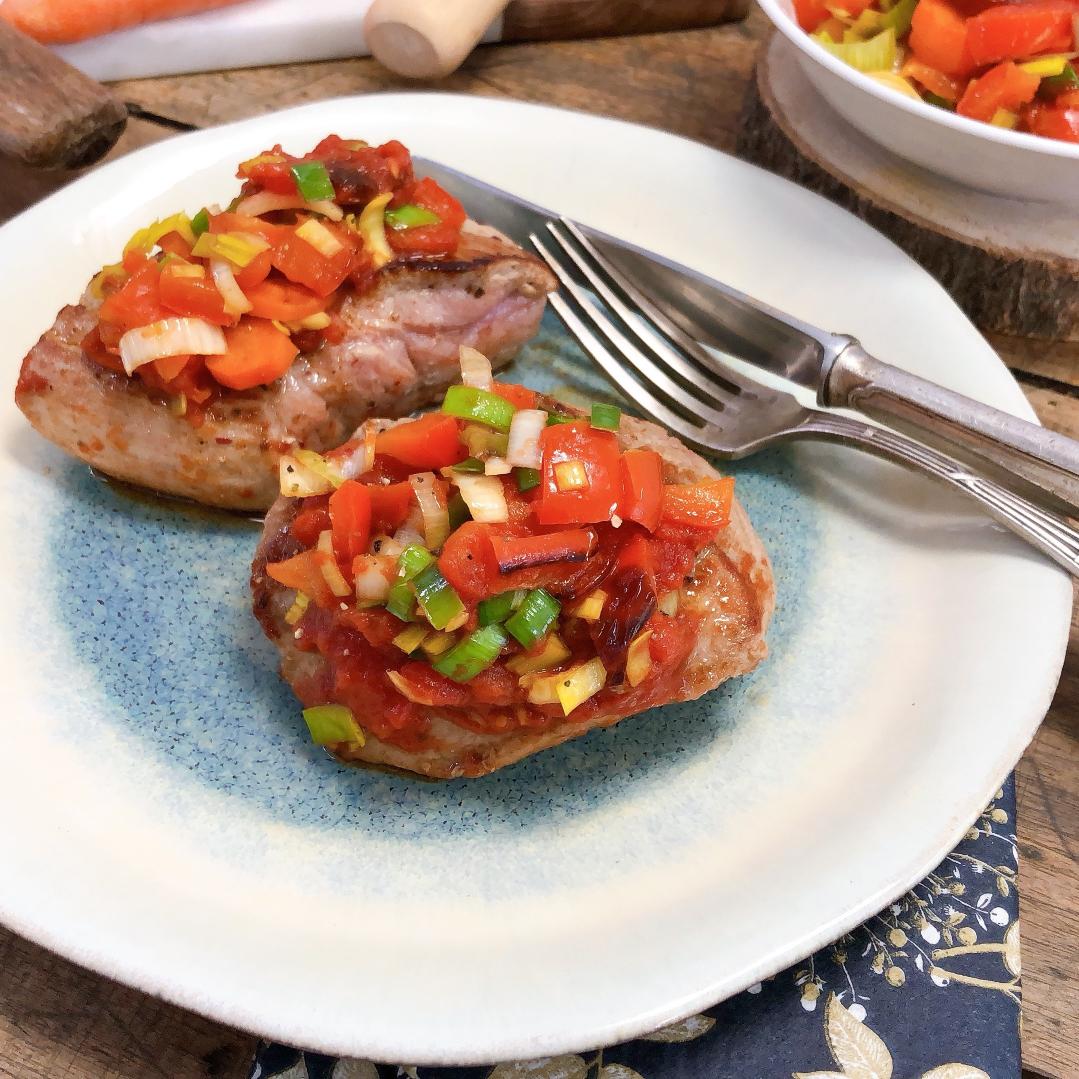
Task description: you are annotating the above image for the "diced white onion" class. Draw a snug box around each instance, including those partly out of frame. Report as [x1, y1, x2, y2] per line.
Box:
[484, 456, 512, 476]
[505, 408, 546, 469]
[459, 345, 493, 389]
[296, 218, 344, 258]
[118, 318, 226, 375]
[353, 554, 394, 603]
[337, 422, 378, 480]
[370, 534, 403, 559]
[210, 257, 252, 315]
[279, 454, 335, 497]
[409, 472, 450, 550]
[453, 474, 508, 523]
[234, 191, 344, 221]
[356, 192, 394, 268]
[393, 524, 425, 549]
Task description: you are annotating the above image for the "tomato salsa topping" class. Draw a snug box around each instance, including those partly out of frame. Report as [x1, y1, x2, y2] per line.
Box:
[794, 0, 1079, 142]
[264, 349, 738, 755]
[82, 135, 467, 426]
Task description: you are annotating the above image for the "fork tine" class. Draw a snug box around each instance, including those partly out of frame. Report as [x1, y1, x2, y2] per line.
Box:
[531, 233, 727, 427]
[560, 217, 761, 396]
[544, 290, 720, 451]
[546, 220, 746, 405]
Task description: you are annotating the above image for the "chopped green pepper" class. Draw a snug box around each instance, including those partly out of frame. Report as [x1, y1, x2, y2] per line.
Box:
[923, 92, 954, 110]
[515, 467, 541, 492]
[452, 457, 486, 474]
[302, 704, 364, 746]
[505, 588, 561, 648]
[590, 403, 622, 430]
[478, 589, 527, 627]
[385, 204, 442, 230]
[442, 385, 517, 432]
[432, 625, 507, 682]
[291, 161, 336, 203]
[386, 581, 417, 622]
[190, 208, 210, 237]
[398, 544, 435, 581]
[448, 492, 471, 532]
[413, 564, 466, 630]
[1042, 64, 1079, 95]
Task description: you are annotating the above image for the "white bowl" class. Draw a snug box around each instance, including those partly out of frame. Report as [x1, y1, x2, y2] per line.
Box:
[757, 0, 1079, 205]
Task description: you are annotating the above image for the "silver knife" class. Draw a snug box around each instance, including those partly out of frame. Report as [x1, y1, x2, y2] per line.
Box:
[419, 157, 1079, 516]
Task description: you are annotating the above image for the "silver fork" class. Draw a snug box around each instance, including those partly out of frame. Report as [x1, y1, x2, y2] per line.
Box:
[530, 218, 1079, 578]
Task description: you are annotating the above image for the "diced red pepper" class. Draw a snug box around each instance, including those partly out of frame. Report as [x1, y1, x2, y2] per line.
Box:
[271, 220, 357, 297]
[491, 382, 538, 410]
[537, 421, 622, 526]
[158, 265, 233, 326]
[369, 481, 415, 532]
[438, 522, 498, 603]
[661, 478, 736, 529]
[910, 0, 977, 78]
[375, 413, 464, 470]
[385, 177, 466, 257]
[966, 2, 1076, 67]
[957, 60, 1041, 121]
[98, 260, 168, 331]
[490, 529, 597, 573]
[329, 480, 372, 566]
[265, 549, 337, 608]
[619, 449, 665, 532]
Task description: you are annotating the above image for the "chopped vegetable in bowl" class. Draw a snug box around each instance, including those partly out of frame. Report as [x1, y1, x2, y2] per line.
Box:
[795, 0, 1079, 141]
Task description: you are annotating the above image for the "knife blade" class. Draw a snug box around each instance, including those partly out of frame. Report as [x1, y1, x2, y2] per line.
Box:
[417, 156, 1079, 515]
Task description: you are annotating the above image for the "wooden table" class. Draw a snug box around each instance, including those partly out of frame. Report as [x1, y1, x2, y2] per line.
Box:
[1, 11, 1076, 1078]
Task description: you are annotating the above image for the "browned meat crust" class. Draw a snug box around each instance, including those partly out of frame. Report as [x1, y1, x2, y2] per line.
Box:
[251, 414, 775, 778]
[15, 225, 555, 510]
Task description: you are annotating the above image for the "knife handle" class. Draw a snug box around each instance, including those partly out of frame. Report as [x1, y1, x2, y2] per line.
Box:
[825, 341, 1079, 517]
[0, 19, 127, 169]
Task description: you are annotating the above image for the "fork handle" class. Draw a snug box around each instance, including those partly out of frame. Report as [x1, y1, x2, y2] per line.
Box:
[824, 341, 1079, 517]
[800, 412, 1079, 577]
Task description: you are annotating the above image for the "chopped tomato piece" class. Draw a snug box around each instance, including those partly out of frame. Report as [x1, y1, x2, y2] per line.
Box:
[157, 231, 193, 259]
[205, 318, 299, 391]
[208, 212, 292, 246]
[439, 522, 498, 603]
[1023, 99, 1079, 140]
[159, 265, 233, 325]
[329, 480, 372, 566]
[793, 0, 831, 32]
[292, 503, 331, 547]
[375, 413, 465, 469]
[266, 549, 336, 608]
[909, 0, 976, 78]
[386, 177, 466, 257]
[537, 421, 622, 526]
[491, 382, 538, 410]
[617, 531, 656, 584]
[244, 276, 327, 321]
[272, 221, 357, 297]
[957, 61, 1040, 121]
[966, 2, 1075, 66]
[393, 662, 469, 707]
[619, 449, 665, 532]
[828, 0, 874, 16]
[369, 482, 415, 532]
[152, 354, 191, 382]
[661, 478, 736, 529]
[81, 326, 126, 374]
[98, 261, 168, 331]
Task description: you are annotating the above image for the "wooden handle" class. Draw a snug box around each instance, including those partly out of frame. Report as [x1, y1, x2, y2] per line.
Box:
[364, 0, 510, 78]
[0, 20, 127, 170]
[501, 0, 750, 41]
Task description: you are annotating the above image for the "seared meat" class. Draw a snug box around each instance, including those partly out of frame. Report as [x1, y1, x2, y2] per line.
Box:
[251, 414, 774, 778]
[15, 223, 555, 510]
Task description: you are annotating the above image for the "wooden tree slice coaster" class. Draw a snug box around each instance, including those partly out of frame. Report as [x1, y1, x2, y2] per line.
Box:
[737, 32, 1079, 348]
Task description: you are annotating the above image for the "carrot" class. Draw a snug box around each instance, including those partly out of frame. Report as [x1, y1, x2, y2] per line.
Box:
[204, 318, 298, 392]
[1, 0, 247, 44]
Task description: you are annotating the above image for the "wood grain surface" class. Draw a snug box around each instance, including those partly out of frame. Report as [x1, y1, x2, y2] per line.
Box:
[0, 10, 1076, 1078]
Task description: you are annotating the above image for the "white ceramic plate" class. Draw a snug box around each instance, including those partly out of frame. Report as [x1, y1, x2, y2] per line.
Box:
[0, 94, 1069, 1063]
